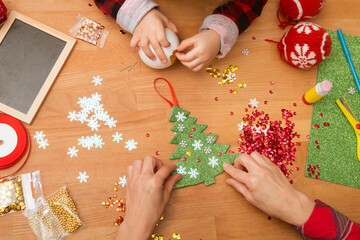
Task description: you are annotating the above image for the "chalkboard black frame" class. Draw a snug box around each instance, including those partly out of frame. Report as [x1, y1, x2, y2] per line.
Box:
[0, 11, 76, 124]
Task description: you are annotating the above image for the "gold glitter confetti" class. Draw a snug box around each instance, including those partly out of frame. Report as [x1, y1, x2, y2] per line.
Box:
[0, 176, 26, 216]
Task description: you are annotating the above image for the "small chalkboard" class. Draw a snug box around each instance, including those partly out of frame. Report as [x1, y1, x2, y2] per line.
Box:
[0, 11, 76, 123]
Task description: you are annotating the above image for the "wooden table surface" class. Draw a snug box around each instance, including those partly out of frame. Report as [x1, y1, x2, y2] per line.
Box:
[1, 0, 360, 239]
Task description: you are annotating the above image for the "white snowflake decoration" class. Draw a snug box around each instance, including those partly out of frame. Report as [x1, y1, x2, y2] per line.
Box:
[177, 124, 185, 132]
[290, 44, 317, 69]
[208, 156, 219, 168]
[204, 146, 212, 154]
[206, 136, 215, 144]
[67, 146, 79, 158]
[68, 92, 117, 131]
[238, 122, 248, 131]
[226, 72, 236, 82]
[118, 175, 127, 187]
[77, 172, 89, 183]
[242, 49, 250, 55]
[175, 112, 186, 122]
[34, 131, 49, 150]
[177, 166, 187, 175]
[295, 22, 320, 35]
[253, 125, 262, 134]
[192, 140, 203, 150]
[78, 134, 104, 150]
[38, 139, 49, 149]
[92, 75, 103, 86]
[112, 132, 123, 143]
[348, 87, 356, 95]
[179, 140, 187, 148]
[188, 168, 199, 179]
[125, 139, 138, 151]
[249, 98, 259, 108]
[34, 131, 46, 141]
[93, 134, 104, 149]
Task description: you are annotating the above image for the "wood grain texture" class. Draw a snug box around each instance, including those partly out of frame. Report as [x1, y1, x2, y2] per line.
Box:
[1, 0, 360, 239]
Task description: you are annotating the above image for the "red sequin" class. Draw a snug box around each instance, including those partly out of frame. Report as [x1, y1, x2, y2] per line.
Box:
[155, 151, 160, 155]
[218, 152, 222, 156]
[270, 81, 275, 85]
[315, 140, 319, 144]
[268, 216, 272, 220]
[196, 158, 201, 162]
[295, 167, 299, 171]
[182, 157, 187, 161]
[245, 108, 248, 112]
[252, 36, 256, 40]
[317, 145, 321, 149]
[229, 89, 233, 93]
[264, 100, 268, 105]
[189, 134, 193, 138]
[316, 165, 320, 169]
[230, 111, 234, 116]
[269, 90, 274, 94]
[319, 113, 323, 117]
[324, 122, 330, 127]
[146, 133, 150, 138]
[309, 173, 312, 177]
[314, 124, 320, 128]
[215, 97, 219, 101]
[306, 135, 310, 139]
[293, 103, 297, 106]
[192, 128, 196, 132]
[290, 180, 293, 184]
[88, 2, 93, 6]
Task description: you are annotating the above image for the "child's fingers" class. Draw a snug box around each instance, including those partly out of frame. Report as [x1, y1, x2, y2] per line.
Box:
[156, 29, 170, 48]
[149, 36, 168, 64]
[130, 36, 140, 52]
[166, 21, 178, 34]
[163, 174, 182, 199]
[140, 38, 156, 61]
[181, 58, 201, 70]
[177, 37, 195, 52]
[225, 178, 252, 201]
[192, 63, 204, 72]
[175, 50, 197, 62]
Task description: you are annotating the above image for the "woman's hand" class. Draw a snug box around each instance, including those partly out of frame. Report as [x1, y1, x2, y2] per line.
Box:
[175, 29, 221, 72]
[130, 9, 178, 64]
[223, 152, 315, 227]
[117, 156, 182, 240]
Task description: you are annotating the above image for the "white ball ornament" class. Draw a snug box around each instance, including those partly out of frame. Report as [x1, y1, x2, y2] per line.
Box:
[138, 28, 179, 69]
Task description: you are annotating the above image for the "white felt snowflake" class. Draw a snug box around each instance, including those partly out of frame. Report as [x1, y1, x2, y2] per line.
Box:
[206, 136, 215, 144]
[242, 49, 250, 55]
[177, 166, 187, 175]
[188, 168, 199, 179]
[204, 146, 212, 154]
[349, 87, 356, 95]
[77, 172, 89, 183]
[105, 117, 117, 128]
[226, 72, 236, 81]
[118, 175, 127, 187]
[238, 122, 248, 131]
[125, 139, 138, 151]
[177, 124, 185, 132]
[175, 112, 186, 122]
[208, 156, 219, 168]
[192, 140, 203, 150]
[78, 136, 86, 146]
[67, 111, 78, 122]
[112, 132, 123, 143]
[92, 75, 103, 86]
[34, 131, 46, 141]
[83, 137, 94, 150]
[67, 146, 79, 158]
[249, 98, 259, 108]
[253, 126, 262, 134]
[92, 134, 104, 149]
[180, 140, 187, 148]
[87, 119, 100, 131]
[38, 139, 49, 149]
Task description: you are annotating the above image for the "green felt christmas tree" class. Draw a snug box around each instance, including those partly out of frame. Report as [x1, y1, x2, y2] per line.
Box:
[169, 105, 240, 189]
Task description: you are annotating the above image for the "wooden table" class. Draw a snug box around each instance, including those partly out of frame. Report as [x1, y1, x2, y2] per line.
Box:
[1, 0, 360, 239]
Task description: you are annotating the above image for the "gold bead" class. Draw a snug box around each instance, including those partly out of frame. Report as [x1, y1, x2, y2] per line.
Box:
[238, 83, 242, 88]
[151, 234, 156, 238]
[243, 83, 247, 88]
[186, 151, 191, 156]
[233, 89, 238, 94]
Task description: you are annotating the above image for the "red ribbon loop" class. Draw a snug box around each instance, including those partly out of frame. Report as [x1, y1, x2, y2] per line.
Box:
[154, 78, 179, 108]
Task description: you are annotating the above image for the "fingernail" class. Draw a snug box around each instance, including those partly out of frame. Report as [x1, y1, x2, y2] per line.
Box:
[223, 163, 229, 168]
[162, 60, 167, 64]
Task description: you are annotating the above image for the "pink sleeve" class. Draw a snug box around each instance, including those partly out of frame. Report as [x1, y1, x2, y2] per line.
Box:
[116, 0, 159, 34]
[200, 14, 239, 58]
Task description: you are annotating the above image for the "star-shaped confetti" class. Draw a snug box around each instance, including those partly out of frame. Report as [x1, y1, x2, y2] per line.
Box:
[242, 49, 250, 55]
[125, 139, 138, 151]
[92, 75, 103, 86]
[67, 146, 79, 158]
[118, 175, 127, 187]
[112, 132, 123, 143]
[77, 172, 89, 183]
[249, 98, 259, 108]
[348, 87, 356, 95]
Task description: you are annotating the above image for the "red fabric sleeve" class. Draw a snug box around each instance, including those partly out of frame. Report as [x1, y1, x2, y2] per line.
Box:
[294, 199, 360, 239]
[94, 0, 125, 19]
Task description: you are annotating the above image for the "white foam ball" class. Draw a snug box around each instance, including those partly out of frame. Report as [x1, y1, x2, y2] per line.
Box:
[138, 29, 179, 69]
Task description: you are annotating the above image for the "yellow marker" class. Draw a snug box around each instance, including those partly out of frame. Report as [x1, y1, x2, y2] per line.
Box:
[302, 80, 333, 105]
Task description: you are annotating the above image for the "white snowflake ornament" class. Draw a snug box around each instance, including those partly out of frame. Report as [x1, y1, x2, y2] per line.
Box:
[67, 147, 79, 158]
[112, 132, 123, 143]
[348, 87, 356, 95]
[77, 172, 89, 183]
[118, 175, 127, 187]
[92, 75, 103, 86]
[125, 139, 138, 151]
[249, 98, 259, 108]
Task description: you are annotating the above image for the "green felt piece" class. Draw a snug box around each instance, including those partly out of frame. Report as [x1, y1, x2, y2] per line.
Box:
[306, 30, 360, 189]
[169, 105, 240, 188]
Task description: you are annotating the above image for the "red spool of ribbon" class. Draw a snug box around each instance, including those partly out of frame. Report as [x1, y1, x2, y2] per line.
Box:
[0, 114, 30, 179]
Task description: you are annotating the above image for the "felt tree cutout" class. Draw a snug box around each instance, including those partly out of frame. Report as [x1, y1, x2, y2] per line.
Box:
[169, 105, 240, 189]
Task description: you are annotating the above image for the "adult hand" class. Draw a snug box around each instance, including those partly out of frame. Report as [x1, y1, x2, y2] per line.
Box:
[175, 29, 221, 72]
[130, 9, 178, 64]
[223, 152, 315, 227]
[117, 156, 182, 240]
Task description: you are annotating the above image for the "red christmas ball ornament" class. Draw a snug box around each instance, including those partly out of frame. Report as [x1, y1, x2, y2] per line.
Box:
[276, 22, 332, 69]
[278, 0, 326, 28]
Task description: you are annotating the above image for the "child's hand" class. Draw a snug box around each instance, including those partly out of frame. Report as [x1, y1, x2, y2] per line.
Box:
[223, 152, 315, 227]
[117, 156, 182, 240]
[175, 29, 221, 72]
[130, 9, 178, 64]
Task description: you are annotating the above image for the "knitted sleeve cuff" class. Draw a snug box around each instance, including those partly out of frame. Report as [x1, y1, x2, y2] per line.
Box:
[200, 14, 239, 58]
[116, 0, 159, 34]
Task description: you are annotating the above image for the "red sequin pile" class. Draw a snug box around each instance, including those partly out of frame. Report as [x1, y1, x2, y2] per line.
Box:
[238, 109, 300, 177]
[307, 164, 320, 179]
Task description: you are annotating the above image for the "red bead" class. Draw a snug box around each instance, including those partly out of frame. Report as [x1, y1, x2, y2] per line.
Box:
[229, 89, 233, 93]
[316, 165, 320, 168]
[314, 124, 320, 128]
[295, 167, 299, 171]
[294, 112, 297, 115]
[290, 180, 293, 184]
[306, 135, 310, 139]
[155, 151, 160, 155]
[317, 145, 321, 149]
[269, 90, 274, 94]
[315, 140, 319, 144]
[319, 113, 323, 117]
[309, 173, 312, 177]
[315, 175, 319, 179]
[145, 133, 150, 138]
[88, 2, 93, 6]
[356, 124, 360, 129]
[182, 157, 187, 161]
[324, 122, 330, 127]
[189, 134, 193, 138]
[252, 36, 256, 40]
[245, 108, 248, 112]
[270, 81, 274, 85]
[218, 152, 222, 156]
[192, 128, 196, 132]
[215, 97, 219, 101]
[196, 158, 201, 162]
[264, 100, 268, 105]
[293, 103, 297, 106]
[230, 111, 234, 116]
[268, 216, 272, 220]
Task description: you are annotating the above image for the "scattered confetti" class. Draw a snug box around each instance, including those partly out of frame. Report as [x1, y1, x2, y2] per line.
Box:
[34, 131, 49, 149]
[67, 146, 79, 158]
[249, 98, 259, 108]
[78, 134, 104, 150]
[206, 64, 239, 85]
[242, 49, 250, 55]
[238, 122, 248, 131]
[125, 139, 138, 151]
[118, 175, 127, 187]
[348, 87, 356, 95]
[112, 132, 123, 143]
[77, 172, 89, 183]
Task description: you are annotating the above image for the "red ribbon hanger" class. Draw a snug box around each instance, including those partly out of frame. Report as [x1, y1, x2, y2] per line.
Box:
[154, 78, 179, 108]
